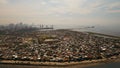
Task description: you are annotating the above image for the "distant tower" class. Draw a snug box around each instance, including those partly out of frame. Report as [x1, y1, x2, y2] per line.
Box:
[46, 25, 48, 28]
[41, 24, 44, 29]
[51, 25, 53, 29]
[18, 22, 23, 29]
[19, 22, 23, 26]
[31, 23, 34, 27]
[40, 24, 41, 29]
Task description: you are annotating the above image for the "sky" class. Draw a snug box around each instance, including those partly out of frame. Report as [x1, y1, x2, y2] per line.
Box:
[0, 0, 120, 26]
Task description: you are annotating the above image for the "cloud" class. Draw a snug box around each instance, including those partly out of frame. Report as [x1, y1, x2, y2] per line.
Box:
[39, 0, 105, 15]
[0, 0, 8, 5]
[107, 2, 120, 9]
[106, 2, 120, 13]
[47, 0, 120, 14]
[1, 0, 120, 16]
[108, 10, 120, 13]
[1, 0, 119, 16]
[0, 0, 120, 25]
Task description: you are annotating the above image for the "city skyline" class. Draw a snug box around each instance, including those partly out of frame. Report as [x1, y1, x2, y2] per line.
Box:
[0, 0, 120, 26]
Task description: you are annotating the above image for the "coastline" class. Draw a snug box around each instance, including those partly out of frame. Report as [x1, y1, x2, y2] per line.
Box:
[0, 30, 120, 67]
[0, 56, 120, 67]
[86, 32, 120, 39]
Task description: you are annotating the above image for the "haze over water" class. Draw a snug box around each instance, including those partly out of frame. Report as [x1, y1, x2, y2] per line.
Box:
[0, 0, 120, 27]
[54, 24, 120, 37]
[0, 0, 120, 68]
[0, 0, 120, 36]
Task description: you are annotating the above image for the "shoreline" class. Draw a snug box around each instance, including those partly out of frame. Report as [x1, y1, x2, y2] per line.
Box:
[86, 32, 120, 39]
[0, 57, 120, 67]
[0, 30, 120, 67]
[70, 29, 120, 38]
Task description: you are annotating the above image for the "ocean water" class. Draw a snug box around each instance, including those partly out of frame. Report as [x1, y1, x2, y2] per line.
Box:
[0, 25, 119, 68]
[0, 62, 120, 68]
[87, 62, 120, 68]
[55, 25, 120, 37]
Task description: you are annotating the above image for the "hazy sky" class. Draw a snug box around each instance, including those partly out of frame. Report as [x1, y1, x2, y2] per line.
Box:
[0, 0, 120, 26]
